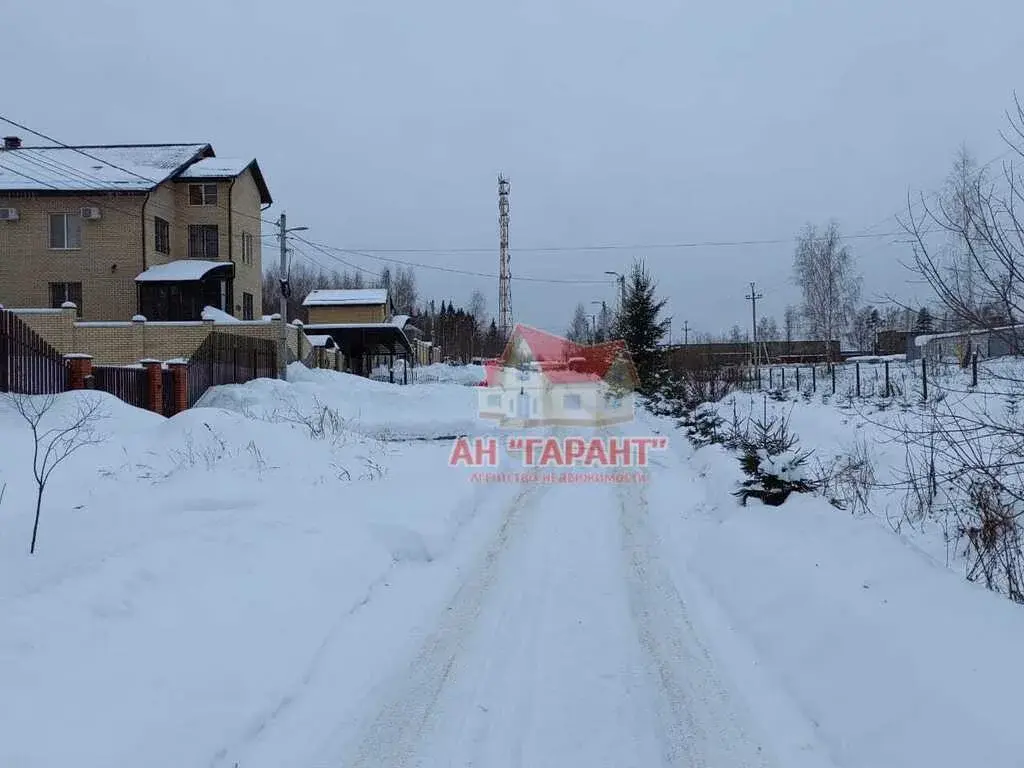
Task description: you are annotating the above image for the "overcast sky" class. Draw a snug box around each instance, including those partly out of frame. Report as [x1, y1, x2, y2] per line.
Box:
[5, 0, 1024, 337]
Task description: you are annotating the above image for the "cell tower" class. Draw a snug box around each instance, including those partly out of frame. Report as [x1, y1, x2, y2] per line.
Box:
[497, 174, 513, 339]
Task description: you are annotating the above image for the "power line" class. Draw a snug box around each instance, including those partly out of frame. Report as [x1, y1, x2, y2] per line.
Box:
[327, 229, 914, 255]
[303, 240, 614, 284]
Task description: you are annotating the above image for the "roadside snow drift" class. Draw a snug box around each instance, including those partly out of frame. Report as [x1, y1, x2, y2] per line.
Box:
[197, 362, 489, 440]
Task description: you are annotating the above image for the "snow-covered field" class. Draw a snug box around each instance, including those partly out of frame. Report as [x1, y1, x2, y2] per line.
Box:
[3, 362, 1024, 767]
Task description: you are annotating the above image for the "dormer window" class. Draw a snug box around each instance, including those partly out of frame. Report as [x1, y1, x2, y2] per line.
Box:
[188, 183, 218, 206]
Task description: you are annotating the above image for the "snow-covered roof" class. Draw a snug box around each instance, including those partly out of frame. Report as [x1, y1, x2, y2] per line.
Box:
[135, 260, 233, 282]
[303, 289, 388, 307]
[305, 334, 336, 348]
[390, 314, 411, 327]
[914, 323, 1024, 347]
[178, 157, 254, 179]
[201, 306, 240, 323]
[0, 144, 209, 192]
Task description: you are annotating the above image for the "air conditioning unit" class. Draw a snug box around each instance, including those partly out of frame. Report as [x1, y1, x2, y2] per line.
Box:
[0, 208, 19, 221]
[80, 206, 101, 220]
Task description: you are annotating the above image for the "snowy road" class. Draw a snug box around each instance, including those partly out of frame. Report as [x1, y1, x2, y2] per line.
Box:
[328, 467, 777, 767]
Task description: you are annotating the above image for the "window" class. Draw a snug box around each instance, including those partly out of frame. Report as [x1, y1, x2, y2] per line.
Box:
[487, 393, 501, 408]
[241, 231, 254, 265]
[188, 224, 219, 259]
[563, 393, 582, 410]
[154, 217, 170, 254]
[242, 292, 254, 320]
[49, 282, 83, 316]
[188, 183, 218, 206]
[49, 213, 82, 249]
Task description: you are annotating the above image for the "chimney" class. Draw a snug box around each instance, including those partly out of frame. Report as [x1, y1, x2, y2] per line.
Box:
[2, 136, 22, 150]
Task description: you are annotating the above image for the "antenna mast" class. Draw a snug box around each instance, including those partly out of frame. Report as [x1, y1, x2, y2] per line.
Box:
[497, 175, 513, 338]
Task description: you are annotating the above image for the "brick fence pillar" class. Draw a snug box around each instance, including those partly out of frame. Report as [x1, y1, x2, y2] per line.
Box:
[64, 354, 93, 390]
[167, 361, 188, 415]
[141, 359, 163, 415]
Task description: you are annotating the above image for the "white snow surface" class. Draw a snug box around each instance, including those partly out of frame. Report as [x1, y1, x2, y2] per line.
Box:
[197, 362, 487, 439]
[177, 157, 253, 178]
[200, 305, 240, 323]
[3, 364, 1024, 767]
[412, 362, 487, 385]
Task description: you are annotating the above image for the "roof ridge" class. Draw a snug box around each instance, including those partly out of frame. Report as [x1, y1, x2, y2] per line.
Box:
[16, 143, 210, 150]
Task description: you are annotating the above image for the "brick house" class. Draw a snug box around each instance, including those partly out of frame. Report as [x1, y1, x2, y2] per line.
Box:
[0, 136, 272, 321]
[302, 288, 392, 324]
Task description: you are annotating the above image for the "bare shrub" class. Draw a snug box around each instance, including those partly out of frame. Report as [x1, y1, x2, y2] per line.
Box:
[813, 439, 876, 515]
[956, 480, 1024, 603]
[5, 392, 106, 554]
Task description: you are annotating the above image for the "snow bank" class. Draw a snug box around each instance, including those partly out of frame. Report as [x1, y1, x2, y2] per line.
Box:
[196, 362, 490, 440]
[0, 386, 504, 768]
[412, 362, 486, 386]
[641, 408, 1024, 768]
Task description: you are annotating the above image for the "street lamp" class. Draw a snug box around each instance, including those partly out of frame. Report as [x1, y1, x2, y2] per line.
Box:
[605, 270, 625, 316]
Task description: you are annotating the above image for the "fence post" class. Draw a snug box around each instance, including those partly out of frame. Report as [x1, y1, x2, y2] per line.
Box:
[781, 367, 786, 389]
[64, 354, 93, 390]
[769, 368, 773, 389]
[141, 359, 164, 415]
[922, 357, 928, 401]
[972, 351, 978, 387]
[885, 360, 890, 398]
[168, 361, 188, 416]
[831, 363, 836, 395]
[812, 364, 817, 392]
[796, 366, 801, 391]
[855, 362, 861, 397]
[403, 358, 408, 385]
[756, 366, 761, 390]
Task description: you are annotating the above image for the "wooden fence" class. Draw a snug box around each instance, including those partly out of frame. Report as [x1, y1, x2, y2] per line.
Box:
[91, 365, 148, 409]
[0, 309, 69, 394]
[186, 331, 277, 407]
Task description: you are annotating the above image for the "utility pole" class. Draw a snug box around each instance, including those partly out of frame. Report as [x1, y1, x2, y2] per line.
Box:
[276, 212, 308, 380]
[682, 320, 690, 346]
[745, 281, 763, 365]
[604, 271, 626, 321]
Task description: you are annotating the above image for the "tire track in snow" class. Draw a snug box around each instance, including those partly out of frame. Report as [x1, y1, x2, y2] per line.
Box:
[339, 481, 551, 768]
[205, 478, 510, 768]
[616, 475, 776, 768]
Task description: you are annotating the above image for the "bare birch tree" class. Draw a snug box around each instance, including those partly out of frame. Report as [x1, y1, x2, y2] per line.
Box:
[901, 113, 1024, 345]
[792, 221, 861, 353]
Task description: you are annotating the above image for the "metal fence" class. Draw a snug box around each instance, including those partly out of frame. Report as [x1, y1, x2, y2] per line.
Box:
[186, 331, 277, 407]
[0, 309, 69, 395]
[91, 364, 148, 409]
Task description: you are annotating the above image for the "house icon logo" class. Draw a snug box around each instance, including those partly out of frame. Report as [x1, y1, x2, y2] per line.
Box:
[477, 324, 639, 428]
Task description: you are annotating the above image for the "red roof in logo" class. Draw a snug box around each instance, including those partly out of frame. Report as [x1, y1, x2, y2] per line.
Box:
[483, 324, 636, 387]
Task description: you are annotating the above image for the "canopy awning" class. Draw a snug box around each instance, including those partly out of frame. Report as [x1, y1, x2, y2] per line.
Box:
[303, 323, 413, 356]
[135, 260, 234, 283]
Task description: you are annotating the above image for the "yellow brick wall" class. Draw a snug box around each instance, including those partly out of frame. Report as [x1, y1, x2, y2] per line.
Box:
[0, 193, 145, 320]
[307, 304, 386, 325]
[229, 171, 264, 319]
[13, 309, 297, 366]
